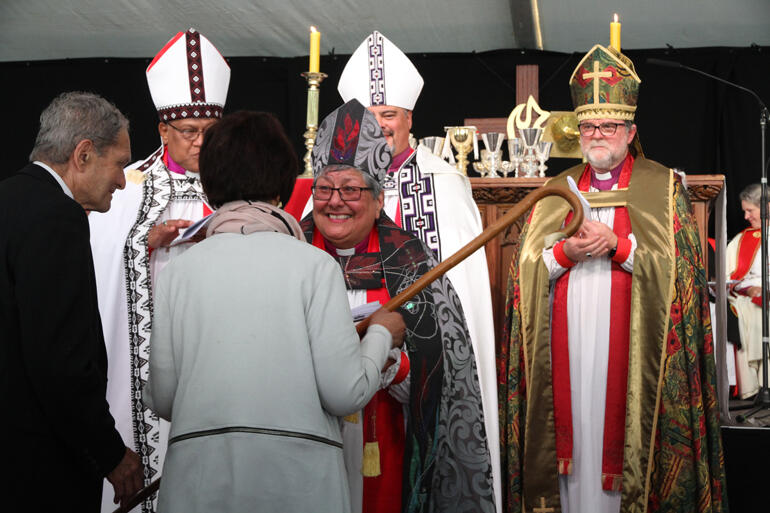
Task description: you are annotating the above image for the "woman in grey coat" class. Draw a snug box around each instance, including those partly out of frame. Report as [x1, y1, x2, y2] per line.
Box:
[144, 111, 405, 513]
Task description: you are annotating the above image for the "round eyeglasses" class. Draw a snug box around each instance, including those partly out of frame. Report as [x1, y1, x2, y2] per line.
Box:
[311, 185, 373, 201]
[578, 122, 626, 137]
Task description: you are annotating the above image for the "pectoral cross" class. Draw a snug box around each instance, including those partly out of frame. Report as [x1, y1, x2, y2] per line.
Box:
[533, 497, 555, 513]
[582, 60, 613, 105]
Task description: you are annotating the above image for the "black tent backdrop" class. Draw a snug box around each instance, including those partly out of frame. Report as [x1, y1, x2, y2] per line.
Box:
[1, 45, 767, 237]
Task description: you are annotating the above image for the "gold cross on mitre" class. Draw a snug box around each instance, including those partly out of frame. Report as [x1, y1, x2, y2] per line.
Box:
[582, 60, 613, 105]
[532, 496, 555, 513]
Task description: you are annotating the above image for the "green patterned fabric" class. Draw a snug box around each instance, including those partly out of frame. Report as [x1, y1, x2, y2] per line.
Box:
[498, 174, 728, 513]
[569, 44, 640, 121]
[498, 220, 529, 513]
[646, 184, 728, 512]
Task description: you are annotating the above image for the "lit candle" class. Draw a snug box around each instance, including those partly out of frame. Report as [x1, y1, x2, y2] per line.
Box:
[309, 26, 321, 73]
[610, 14, 621, 51]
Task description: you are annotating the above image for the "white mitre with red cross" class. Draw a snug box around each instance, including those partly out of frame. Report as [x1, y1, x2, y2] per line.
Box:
[146, 28, 231, 122]
[338, 31, 424, 111]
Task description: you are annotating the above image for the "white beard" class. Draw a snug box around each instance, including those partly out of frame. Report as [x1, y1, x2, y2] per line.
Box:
[586, 151, 615, 171]
[582, 142, 627, 172]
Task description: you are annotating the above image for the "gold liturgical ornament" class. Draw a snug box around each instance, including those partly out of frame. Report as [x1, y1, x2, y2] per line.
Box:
[506, 95, 582, 159]
[444, 126, 478, 176]
[507, 95, 550, 137]
[543, 112, 583, 159]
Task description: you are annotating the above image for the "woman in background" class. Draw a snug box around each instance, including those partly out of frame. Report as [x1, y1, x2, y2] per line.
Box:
[727, 183, 767, 399]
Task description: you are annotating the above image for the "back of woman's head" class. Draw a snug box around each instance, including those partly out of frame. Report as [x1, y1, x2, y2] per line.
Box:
[200, 111, 298, 207]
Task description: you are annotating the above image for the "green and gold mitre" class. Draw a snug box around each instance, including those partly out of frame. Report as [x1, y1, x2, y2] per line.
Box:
[569, 44, 641, 122]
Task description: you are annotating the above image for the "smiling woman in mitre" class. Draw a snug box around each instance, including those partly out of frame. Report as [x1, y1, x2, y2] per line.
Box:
[302, 99, 496, 513]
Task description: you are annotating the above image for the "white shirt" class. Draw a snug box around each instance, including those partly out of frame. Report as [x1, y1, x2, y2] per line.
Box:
[34, 161, 73, 199]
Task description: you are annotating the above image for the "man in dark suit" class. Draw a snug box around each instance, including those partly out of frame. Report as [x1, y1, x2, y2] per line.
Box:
[0, 92, 143, 512]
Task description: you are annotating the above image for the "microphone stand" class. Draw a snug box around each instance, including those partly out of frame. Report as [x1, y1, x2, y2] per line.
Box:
[648, 58, 770, 421]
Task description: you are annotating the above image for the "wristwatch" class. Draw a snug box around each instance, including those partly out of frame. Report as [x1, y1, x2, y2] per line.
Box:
[608, 243, 618, 258]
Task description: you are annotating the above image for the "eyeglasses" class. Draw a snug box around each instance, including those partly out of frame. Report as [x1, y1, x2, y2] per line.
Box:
[166, 122, 209, 141]
[578, 122, 626, 137]
[312, 185, 373, 201]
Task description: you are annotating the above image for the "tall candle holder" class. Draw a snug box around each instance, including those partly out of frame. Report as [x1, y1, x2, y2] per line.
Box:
[300, 71, 328, 177]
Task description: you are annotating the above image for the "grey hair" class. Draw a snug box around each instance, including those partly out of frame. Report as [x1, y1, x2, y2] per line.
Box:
[315, 165, 382, 199]
[624, 120, 634, 131]
[739, 183, 762, 206]
[29, 91, 129, 164]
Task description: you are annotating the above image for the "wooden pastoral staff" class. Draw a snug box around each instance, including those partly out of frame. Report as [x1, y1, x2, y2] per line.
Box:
[112, 184, 585, 513]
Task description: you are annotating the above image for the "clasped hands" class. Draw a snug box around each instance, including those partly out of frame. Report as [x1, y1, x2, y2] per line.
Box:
[562, 220, 618, 263]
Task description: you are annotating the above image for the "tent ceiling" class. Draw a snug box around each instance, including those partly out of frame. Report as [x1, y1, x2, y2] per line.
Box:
[1, 0, 768, 62]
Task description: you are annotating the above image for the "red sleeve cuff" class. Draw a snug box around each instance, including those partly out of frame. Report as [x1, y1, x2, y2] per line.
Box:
[392, 351, 410, 384]
[752, 296, 763, 307]
[553, 240, 576, 268]
[611, 237, 632, 263]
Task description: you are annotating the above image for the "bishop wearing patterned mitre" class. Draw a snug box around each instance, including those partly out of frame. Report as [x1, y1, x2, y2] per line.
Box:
[302, 99, 496, 513]
[499, 40, 728, 513]
[296, 32, 501, 511]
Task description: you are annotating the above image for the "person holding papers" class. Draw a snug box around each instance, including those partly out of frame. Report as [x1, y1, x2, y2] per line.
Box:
[87, 28, 230, 512]
[726, 182, 768, 399]
[500, 41, 727, 512]
[301, 99, 495, 513]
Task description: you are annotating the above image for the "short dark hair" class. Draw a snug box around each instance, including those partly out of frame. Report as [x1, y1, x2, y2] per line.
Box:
[200, 111, 298, 208]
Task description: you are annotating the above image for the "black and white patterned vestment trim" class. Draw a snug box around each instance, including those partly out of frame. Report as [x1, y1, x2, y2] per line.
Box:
[397, 154, 441, 260]
[122, 154, 206, 513]
[367, 31, 386, 106]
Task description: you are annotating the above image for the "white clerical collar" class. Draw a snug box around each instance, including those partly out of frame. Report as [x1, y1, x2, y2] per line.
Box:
[335, 247, 355, 256]
[33, 161, 73, 199]
[594, 170, 612, 180]
[169, 169, 199, 181]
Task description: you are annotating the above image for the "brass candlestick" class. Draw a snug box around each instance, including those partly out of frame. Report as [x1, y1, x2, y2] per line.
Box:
[301, 71, 328, 177]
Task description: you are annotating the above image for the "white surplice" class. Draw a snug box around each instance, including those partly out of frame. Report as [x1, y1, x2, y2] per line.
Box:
[339, 279, 409, 513]
[542, 178, 637, 513]
[89, 148, 209, 513]
[726, 230, 764, 397]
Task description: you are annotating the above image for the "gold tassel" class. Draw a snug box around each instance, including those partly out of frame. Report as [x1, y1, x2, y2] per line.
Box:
[343, 412, 359, 423]
[362, 441, 381, 477]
